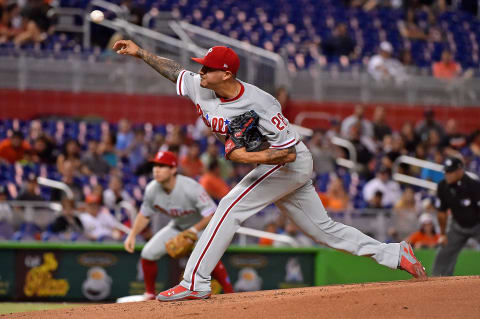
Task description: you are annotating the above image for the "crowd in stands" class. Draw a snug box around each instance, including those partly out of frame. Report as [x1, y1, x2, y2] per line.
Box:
[0, 105, 479, 248]
[1, 0, 479, 75]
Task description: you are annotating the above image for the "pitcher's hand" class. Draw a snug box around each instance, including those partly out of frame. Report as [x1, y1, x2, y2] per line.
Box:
[113, 40, 140, 58]
[124, 234, 136, 253]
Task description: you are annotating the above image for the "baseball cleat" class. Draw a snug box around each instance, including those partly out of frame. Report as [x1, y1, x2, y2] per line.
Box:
[398, 241, 427, 280]
[156, 285, 211, 302]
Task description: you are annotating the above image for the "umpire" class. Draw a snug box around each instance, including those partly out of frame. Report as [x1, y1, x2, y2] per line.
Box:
[432, 156, 480, 276]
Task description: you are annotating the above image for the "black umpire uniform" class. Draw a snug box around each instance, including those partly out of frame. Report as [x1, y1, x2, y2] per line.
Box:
[432, 156, 480, 276]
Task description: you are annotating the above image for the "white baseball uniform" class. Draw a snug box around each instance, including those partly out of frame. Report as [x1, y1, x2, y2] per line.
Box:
[140, 175, 217, 261]
[176, 70, 401, 292]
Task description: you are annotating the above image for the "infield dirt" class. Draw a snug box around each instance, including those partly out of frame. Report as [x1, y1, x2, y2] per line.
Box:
[3, 276, 479, 319]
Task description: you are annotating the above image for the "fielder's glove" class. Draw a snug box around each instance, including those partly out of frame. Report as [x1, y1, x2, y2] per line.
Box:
[165, 229, 198, 259]
[225, 110, 264, 158]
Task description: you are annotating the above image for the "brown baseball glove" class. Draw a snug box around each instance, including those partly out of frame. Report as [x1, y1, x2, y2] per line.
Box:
[165, 229, 198, 259]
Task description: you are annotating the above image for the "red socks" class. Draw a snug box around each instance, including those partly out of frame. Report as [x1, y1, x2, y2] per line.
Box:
[141, 258, 158, 295]
[212, 260, 234, 293]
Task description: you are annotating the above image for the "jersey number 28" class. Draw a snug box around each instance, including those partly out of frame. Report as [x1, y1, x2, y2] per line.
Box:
[271, 113, 288, 131]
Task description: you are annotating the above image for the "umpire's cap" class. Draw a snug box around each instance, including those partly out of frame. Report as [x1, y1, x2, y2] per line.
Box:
[150, 151, 177, 167]
[443, 156, 464, 173]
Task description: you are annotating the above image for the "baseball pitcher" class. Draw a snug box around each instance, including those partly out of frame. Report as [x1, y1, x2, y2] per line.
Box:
[114, 40, 427, 301]
[123, 151, 233, 300]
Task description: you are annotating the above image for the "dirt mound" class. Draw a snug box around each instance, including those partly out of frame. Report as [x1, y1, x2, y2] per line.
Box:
[5, 276, 480, 319]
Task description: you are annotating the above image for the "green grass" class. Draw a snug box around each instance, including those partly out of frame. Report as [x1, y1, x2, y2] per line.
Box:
[0, 302, 94, 314]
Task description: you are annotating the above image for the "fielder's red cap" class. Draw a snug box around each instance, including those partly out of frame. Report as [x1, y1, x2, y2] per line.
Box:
[191, 46, 240, 75]
[150, 151, 177, 167]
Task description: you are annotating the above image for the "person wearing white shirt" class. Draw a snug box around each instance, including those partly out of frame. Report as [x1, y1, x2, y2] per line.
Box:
[79, 194, 123, 241]
[368, 41, 407, 85]
[363, 166, 402, 208]
[103, 176, 134, 210]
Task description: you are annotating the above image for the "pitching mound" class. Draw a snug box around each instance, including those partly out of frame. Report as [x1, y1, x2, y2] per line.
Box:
[5, 276, 480, 319]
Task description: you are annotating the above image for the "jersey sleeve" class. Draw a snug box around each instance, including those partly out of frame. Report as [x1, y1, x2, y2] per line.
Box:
[257, 98, 299, 149]
[176, 70, 200, 102]
[139, 185, 156, 218]
[191, 184, 218, 217]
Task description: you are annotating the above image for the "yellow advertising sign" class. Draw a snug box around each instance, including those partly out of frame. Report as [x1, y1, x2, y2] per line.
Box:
[24, 252, 69, 297]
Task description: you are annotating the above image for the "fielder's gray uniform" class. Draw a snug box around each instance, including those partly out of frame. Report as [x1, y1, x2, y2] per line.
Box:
[176, 70, 401, 291]
[140, 175, 217, 261]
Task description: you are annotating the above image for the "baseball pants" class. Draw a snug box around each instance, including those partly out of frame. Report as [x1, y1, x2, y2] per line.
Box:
[432, 220, 480, 276]
[180, 142, 401, 292]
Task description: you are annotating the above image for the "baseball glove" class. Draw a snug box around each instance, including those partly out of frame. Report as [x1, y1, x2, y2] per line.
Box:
[225, 110, 264, 157]
[165, 229, 198, 259]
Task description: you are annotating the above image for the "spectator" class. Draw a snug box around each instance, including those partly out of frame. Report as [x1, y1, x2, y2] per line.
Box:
[180, 143, 204, 179]
[341, 105, 374, 139]
[50, 160, 84, 202]
[200, 142, 233, 180]
[57, 139, 82, 176]
[308, 130, 336, 175]
[199, 160, 230, 202]
[79, 194, 123, 242]
[393, 186, 421, 238]
[321, 23, 356, 58]
[400, 121, 420, 153]
[275, 87, 294, 120]
[363, 166, 402, 208]
[100, 133, 118, 168]
[318, 176, 350, 213]
[258, 222, 277, 246]
[394, 186, 420, 213]
[127, 127, 149, 171]
[116, 119, 135, 158]
[0, 131, 31, 164]
[0, 185, 14, 239]
[16, 174, 44, 201]
[367, 190, 385, 209]
[14, 0, 51, 47]
[463, 130, 480, 175]
[0, 1, 21, 44]
[416, 109, 445, 142]
[81, 140, 110, 176]
[102, 175, 134, 210]
[441, 119, 467, 153]
[31, 135, 56, 164]
[345, 121, 374, 173]
[406, 213, 440, 249]
[372, 106, 392, 143]
[367, 41, 407, 84]
[433, 50, 461, 80]
[46, 198, 83, 240]
[398, 9, 427, 41]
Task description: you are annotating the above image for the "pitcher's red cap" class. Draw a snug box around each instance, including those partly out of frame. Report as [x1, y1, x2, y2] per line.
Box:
[192, 46, 240, 75]
[150, 151, 177, 167]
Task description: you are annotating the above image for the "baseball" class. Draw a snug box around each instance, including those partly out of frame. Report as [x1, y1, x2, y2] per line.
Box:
[90, 10, 104, 23]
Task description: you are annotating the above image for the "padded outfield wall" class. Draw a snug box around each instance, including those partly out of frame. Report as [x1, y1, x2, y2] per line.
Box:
[0, 242, 479, 302]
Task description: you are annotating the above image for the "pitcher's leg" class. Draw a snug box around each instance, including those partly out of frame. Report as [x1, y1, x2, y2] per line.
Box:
[275, 181, 400, 269]
[181, 164, 286, 292]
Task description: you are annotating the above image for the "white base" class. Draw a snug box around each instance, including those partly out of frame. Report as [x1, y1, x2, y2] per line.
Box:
[116, 294, 153, 303]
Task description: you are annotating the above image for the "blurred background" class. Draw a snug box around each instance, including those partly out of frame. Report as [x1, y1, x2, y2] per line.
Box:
[1, 0, 480, 303]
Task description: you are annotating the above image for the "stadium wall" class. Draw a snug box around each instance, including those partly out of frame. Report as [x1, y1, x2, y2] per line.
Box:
[0, 242, 479, 302]
[1, 90, 480, 132]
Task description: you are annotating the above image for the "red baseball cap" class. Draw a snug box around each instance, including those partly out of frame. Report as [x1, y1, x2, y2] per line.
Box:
[191, 46, 240, 75]
[150, 151, 177, 167]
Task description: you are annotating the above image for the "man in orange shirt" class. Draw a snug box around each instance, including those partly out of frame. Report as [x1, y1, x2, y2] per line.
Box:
[432, 50, 461, 80]
[0, 131, 31, 164]
[199, 160, 230, 202]
[179, 143, 204, 179]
